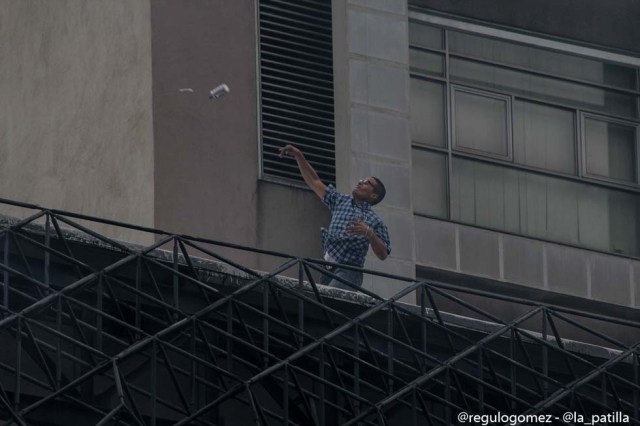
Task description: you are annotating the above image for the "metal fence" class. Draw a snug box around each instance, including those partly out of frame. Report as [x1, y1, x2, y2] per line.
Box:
[0, 197, 639, 425]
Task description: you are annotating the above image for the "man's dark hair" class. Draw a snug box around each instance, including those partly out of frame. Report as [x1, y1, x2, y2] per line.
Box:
[371, 177, 386, 205]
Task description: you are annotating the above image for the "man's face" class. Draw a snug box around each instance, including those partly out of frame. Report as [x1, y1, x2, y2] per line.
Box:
[352, 177, 378, 203]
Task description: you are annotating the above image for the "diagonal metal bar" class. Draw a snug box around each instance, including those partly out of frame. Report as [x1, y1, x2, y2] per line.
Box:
[0, 210, 47, 235]
[7, 232, 44, 299]
[49, 214, 86, 280]
[523, 344, 640, 415]
[345, 306, 545, 423]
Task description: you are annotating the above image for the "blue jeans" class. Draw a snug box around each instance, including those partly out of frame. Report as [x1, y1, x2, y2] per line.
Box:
[319, 265, 363, 290]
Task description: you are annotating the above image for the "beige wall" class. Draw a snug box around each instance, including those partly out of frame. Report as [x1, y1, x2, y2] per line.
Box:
[333, 0, 416, 301]
[0, 0, 154, 243]
[151, 0, 327, 270]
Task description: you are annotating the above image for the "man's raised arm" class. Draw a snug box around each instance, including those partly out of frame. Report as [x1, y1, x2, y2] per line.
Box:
[278, 145, 328, 199]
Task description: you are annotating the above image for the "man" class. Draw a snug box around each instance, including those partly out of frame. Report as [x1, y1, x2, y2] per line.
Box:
[279, 144, 391, 290]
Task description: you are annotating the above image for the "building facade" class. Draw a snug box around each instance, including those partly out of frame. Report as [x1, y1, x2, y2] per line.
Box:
[3, 0, 640, 313]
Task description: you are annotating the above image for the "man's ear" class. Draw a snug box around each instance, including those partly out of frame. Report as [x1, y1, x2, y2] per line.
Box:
[370, 193, 378, 202]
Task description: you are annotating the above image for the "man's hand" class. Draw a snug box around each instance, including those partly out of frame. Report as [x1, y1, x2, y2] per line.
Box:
[347, 220, 389, 261]
[279, 144, 301, 158]
[346, 220, 370, 237]
[278, 144, 328, 199]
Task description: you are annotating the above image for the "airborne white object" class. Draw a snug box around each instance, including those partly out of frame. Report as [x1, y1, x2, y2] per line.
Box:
[209, 83, 230, 99]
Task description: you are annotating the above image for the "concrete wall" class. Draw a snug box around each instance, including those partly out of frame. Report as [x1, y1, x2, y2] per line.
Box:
[151, 0, 259, 265]
[0, 0, 154, 243]
[416, 216, 640, 310]
[332, 0, 640, 311]
[256, 181, 330, 275]
[404, 2, 640, 312]
[333, 0, 416, 302]
[151, 0, 328, 270]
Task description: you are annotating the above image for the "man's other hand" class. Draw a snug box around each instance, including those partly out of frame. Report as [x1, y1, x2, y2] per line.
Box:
[346, 220, 370, 236]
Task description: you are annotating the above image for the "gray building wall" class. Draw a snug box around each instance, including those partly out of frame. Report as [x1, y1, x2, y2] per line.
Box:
[4, 0, 639, 314]
[151, 0, 327, 270]
[0, 0, 154, 244]
[404, 0, 640, 313]
[416, 216, 640, 309]
[331, 0, 640, 312]
[334, 0, 416, 302]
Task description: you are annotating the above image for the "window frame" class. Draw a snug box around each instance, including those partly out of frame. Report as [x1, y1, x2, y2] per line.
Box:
[580, 112, 640, 187]
[450, 85, 513, 161]
[408, 12, 640, 257]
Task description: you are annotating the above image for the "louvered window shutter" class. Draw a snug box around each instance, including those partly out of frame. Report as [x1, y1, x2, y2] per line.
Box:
[259, 0, 336, 185]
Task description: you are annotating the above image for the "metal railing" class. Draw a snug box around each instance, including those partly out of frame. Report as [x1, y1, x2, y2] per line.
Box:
[0, 197, 638, 425]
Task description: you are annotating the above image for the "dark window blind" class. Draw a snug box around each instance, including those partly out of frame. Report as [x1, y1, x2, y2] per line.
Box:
[259, 0, 335, 185]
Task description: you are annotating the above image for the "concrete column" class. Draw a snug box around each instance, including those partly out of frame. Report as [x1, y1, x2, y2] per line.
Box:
[334, 0, 415, 301]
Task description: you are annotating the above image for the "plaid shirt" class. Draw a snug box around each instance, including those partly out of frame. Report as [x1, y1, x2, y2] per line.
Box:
[321, 185, 391, 267]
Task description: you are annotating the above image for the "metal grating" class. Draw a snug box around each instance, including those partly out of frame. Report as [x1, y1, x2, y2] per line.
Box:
[1, 196, 640, 425]
[259, 0, 336, 185]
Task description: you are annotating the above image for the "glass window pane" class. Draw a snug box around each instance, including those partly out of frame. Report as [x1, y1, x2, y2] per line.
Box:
[585, 118, 637, 183]
[451, 157, 640, 256]
[449, 31, 638, 90]
[513, 101, 576, 174]
[453, 90, 509, 157]
[409, 22, 443, 50]
[412, 149, 447, 217]
[450, 58, 638, 119]
[410, 78, 446, 147]
[410, 49, 444, 76]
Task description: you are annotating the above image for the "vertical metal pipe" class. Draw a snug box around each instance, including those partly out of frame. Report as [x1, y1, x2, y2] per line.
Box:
[319, 345, 325, 426]
[298, 261, 304, 348]
[445, 367, 451, 425]
[387, 309, 394, 392]
[420, 286, 427, 374]
[298, 299, 304, 349]
[354, 323, 360, 417]
[191, 319, 197, 412]
[97, 274, 103, 353]
[478, 349, 484, 414]
[283, 365, 289, 425]
[151, 340, 157, 426]
[412, 388, 418, 426]
[44, 214, 50, 287]
[298, 260, 303, 288]
[135, 255, 141, 335]
[227, 302, 233, 373]
[14, 317, 22, 410]
[3, 232, 9, 309]
[56, 295, 62, 389]
[263, 283, 270, 368]
[634, 353, 639, 421]
[542, 309, 548, 399]
[173, 239, 179, 311]
[510, 329, 516, 411]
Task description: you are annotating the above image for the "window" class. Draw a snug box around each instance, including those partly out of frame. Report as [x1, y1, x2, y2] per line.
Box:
[409, 16, 640, 256]
[513, 101, 576, 174]
[584, 116, 638, 184]
[413, 149, 448, 217]
[259, 0, 335, 185]
[410, 78, 446, 147]
[452, 87, 511, 159]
